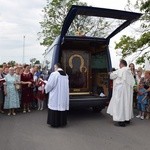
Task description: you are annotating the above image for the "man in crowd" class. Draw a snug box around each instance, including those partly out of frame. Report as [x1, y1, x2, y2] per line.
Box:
[45, 63, 69, 127]
[107, 59, 135, 127]
[31, 65, 41, 109]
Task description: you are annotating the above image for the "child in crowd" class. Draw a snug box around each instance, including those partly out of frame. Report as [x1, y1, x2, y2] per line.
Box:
[36, 76, 45, 110]
[136, 82, 148, 120]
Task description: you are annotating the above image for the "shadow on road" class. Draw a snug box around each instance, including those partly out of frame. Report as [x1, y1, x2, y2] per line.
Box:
[68, 108, 107, 122]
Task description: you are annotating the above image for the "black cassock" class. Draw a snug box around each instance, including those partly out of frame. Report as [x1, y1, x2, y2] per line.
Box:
[47, 109, 67, 127]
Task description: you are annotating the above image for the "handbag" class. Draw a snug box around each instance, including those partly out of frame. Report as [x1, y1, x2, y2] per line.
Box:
[15, 84, 21, 90]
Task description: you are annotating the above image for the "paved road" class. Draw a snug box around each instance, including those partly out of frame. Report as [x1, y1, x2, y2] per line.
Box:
[0, 108, 149, 150]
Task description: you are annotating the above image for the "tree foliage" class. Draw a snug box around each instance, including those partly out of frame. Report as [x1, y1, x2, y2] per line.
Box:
[39, 0, 86, 46]
[8, 61, 16, 67]
[115, 0, 150, 64]
[30, 58, 40, 66]
[39, 0, 111, 47]
[35, 60, 40, 64]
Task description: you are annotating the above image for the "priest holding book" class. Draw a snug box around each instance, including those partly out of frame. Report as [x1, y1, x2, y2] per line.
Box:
[44, 63, 69, 127]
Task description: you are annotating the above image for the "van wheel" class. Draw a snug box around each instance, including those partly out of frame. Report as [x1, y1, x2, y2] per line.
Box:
[92, 106, 102, 113]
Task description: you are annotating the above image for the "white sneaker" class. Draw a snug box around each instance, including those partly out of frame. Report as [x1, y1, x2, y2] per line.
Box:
[40, 108, 43, 111]
[27, 109, 31, 113]
[23, 110, 26, 113]
[136, 115, 141, 118]
[140, 116, 144, 120]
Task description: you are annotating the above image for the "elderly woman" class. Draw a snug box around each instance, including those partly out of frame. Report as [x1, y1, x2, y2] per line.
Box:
[140, 70, 150, 119]
[4, 67, 20, 115]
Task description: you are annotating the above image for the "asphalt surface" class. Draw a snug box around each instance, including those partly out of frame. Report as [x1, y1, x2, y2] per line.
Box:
[0, 108, 150, 150]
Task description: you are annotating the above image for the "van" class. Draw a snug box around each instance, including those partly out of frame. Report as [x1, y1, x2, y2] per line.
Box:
[43, 5, 142, 112]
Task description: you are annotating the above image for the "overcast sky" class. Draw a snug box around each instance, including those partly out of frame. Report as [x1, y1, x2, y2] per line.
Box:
[0, 0, 138, 67]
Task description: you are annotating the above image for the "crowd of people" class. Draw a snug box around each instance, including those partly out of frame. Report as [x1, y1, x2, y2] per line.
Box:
[0, 60, 150, 128]
[0, 62, 69, 128]
[129, 63, 150, 120]
[0, 62, 48, 116]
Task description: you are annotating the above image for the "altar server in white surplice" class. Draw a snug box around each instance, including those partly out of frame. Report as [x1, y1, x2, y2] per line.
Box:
[45, 63, 69, 127]
[107, 60, 135, 127]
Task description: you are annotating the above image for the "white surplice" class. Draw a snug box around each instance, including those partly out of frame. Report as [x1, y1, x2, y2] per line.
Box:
[45, 69, 69, 111]
[107, 67, 135, 121]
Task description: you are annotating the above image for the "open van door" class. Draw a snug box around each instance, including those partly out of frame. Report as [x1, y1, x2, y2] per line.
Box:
[60, 5, 142, 40]
[60, 5, 142, 95]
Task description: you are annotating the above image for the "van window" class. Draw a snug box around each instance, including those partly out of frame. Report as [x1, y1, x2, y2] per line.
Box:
[66, 15, 126, 38]
[44, 46, 55, 70]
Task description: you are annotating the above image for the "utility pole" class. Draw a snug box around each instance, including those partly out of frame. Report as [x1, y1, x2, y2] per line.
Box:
[23, 35, 25, 64]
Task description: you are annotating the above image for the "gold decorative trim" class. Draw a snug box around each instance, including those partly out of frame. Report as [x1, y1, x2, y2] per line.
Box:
[73, 89, 81, 92]
[69, 92, 90, 95]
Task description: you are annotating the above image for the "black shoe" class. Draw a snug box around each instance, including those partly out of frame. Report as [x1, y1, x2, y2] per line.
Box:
[114, 122, 126, 127]
[125, 120, 131, 125]
[118, 122, 126, 127]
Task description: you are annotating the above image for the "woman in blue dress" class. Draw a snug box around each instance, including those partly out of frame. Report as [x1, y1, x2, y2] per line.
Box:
[4, 67, 20, 115]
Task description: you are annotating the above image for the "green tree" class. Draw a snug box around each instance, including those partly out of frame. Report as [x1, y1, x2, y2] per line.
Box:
[30, 58, 36, 66]
[115, 0, 150, 65]
[35, 60, 40, 65]
[30, 58, 41, 66]
[38, 0, 85, 46]
[8, 61, 16, 67]
[39, 0, 110, 46]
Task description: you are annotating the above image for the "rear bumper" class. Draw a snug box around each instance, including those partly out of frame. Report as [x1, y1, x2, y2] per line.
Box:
[69, 97, 108, 108]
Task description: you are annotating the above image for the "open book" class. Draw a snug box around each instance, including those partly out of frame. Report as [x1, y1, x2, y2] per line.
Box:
[0, 78, 5, 82]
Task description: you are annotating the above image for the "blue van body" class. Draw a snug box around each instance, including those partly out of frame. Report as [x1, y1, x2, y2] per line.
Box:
[44, 5, 142, 111]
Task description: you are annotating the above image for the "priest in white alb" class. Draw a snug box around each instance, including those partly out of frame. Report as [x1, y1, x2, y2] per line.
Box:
[44, 63, 69, 127]
[107, 59, 135, 127]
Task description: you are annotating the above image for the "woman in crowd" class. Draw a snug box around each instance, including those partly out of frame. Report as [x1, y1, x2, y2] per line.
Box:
[0, 67, 5, 113]
[129, 63, 137, 108]
[129, 63, 137, 80]
[21, 65, 33, 113]
[3, 67, 9, 76]
[14, 67, 21, 87]
[3, 67, 20, 115]
[140, 70, 150, 119]
[14, 67, 22, 104]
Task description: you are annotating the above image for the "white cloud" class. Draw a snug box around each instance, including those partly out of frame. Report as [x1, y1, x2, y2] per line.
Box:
[0, 0, 46, 64]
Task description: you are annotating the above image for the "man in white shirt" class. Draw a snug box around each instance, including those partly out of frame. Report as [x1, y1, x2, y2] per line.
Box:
[107, 60, 135, 127]
[45, 63, 69, 127]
